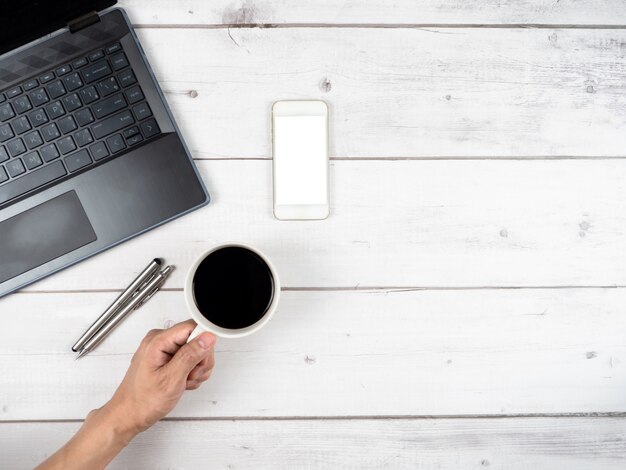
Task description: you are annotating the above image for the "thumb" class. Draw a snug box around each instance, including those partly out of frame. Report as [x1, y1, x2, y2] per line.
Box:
[166, 332, 216, 380]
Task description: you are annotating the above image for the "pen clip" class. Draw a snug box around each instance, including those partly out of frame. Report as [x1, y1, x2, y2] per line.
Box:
[133, 266, 174, 310]
[134, 283, 161, 309]
[132, 270, 160, 298]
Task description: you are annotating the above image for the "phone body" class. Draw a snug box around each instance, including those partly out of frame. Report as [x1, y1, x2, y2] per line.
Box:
[272, 100, 330, 220]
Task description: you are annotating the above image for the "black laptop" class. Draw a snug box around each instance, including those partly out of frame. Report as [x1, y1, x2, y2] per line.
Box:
[0, 0, 209, 297]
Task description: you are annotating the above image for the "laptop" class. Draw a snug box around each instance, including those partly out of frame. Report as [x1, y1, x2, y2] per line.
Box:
[0, 1, 209, 297]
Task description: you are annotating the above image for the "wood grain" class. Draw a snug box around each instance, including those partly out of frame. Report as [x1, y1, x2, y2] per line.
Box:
[3, 418, 626, 469]
[118, 0, 626, 26]
[3, 2, 626, 464]
[1, 288, 625, 420]
[15, 159, 626, 292]
[118, 27, 626, 159]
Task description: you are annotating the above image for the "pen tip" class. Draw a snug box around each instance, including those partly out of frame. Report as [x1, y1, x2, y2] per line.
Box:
[154, 258, 162, 266]
[75, 349, 88, 360]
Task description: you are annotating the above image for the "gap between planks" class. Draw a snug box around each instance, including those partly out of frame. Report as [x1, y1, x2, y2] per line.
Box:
[16, 285, 626, 295]
[188, 156, 626, 161]
[4, 412, 626, 425]
[132, 23, 626, 30]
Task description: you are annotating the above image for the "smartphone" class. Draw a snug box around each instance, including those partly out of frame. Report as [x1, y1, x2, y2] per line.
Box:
[272, 100, 329, 220]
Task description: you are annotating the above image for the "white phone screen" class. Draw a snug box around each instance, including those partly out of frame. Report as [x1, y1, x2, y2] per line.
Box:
[274, 115, 327, 205]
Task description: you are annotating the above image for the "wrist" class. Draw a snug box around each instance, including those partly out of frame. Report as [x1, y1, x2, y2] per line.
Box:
[92, 401, 141, 447]
[42, 403, 140, 469]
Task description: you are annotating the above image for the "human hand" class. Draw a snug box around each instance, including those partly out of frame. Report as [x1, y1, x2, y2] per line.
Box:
[104, 319, 216, 435]
[36, 320, 216, 470]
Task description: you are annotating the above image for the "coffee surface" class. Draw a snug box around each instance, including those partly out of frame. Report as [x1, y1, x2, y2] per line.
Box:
[192, 247, 274, 329]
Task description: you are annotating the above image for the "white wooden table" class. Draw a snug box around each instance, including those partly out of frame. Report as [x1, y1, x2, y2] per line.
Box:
[2, 1, 626, 468]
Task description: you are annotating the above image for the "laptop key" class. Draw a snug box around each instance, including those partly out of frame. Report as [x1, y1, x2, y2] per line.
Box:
[64, 149, 92, 172]
[140, 119, 160, 139]
[39, 72, 55, 84]
[41, 123, 60, 142]
[58, 115, 77, 134]
[75, 108, 94, 126]
[6, 158, 25, 177]
[58, 136, 76, 155]
[23, 151, 42, 170]
[6, 138, 26, 157]
[110, 52, 129, 71]
[93, 93, 126, 119]
[92, 110, 134, 139]
[64, 73, 83, 92]
[74, 128, 94, 147]
[88, 50, 105, 62]
[0, 124, 14, 142]
[56, 64, 72, 76]
[0, 93, 5, 103]
[29, 108, 49, 127]
[80, 86, 99, 104]
[118, 69, 137, 88]
[13, 95, 32, 114]
[133, 102, 152, 121]
[123, 126, 140, 139]
[63, 93, 82, 112]
[24, 131, 43, 150]
[40, 143, 60, 162]
[0, 146, 8, 162]
[125, 86, 144, 104]
[82, 60, 112, 84]
[105, 43, 122, 54]
[6, 86, 22, 99]
[46, 100, 65, 119]
[23, 79, 39, 91]
[98, 77, 120, 97]
[89, 141, 109, 161]
[72, 57, 88, 69]
[126, 134, 143, 146]
[12, 116, 31, 135]
[0, 167, 7, 184]
[47, 80, 66, 99]
[106, 133, 126, 153]
[0, 160, 67, 205]
[0, 103, 15, 122]
[30, 88, 49, 106]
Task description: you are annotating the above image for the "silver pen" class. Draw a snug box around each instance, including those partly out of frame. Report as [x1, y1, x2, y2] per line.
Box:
[72, 258, 163, 352]
[76, 265, 174, 359]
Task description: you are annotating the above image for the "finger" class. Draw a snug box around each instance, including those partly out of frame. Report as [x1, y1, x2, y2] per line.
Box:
[186, 357, 209, 378]
[186, 374, 211, 389]
[132, 328, 164, 363]
[186, 380, 201, 390]
[188, 364, 204, 382]
[187, 350, 215, 381]
[151, 319, 198, 356]
[188, 366, 212, 382]
[138, 328, 163, 349]
[146, 328, 163, 339]
[195, 369, 213, 383]
[166, 332, 216, 380]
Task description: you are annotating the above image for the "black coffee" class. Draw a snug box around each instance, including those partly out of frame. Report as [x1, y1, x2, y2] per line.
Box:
[192, 247, 274, 329]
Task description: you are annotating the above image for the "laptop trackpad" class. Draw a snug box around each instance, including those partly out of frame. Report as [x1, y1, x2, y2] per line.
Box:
[0, 191, 97, 284]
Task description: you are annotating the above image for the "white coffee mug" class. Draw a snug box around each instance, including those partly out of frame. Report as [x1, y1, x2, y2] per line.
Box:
[184, 243, 281, 340]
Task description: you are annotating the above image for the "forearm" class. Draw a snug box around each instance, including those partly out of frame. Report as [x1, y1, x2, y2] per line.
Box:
[36, 403, 138, 470]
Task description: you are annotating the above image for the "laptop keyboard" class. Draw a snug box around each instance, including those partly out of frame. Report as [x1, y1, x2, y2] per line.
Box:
[0, 42, 162, 206]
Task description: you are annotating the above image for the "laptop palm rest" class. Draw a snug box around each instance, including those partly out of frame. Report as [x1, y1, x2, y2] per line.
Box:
[0, 191, 97, 284]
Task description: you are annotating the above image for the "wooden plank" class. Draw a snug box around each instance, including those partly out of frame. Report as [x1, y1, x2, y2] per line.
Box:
[15, 159, 626, 292]
[1, 288, 625, 420]
[3, 418, 626, 470]
[118, 0, 626, 26]
[121, 28, 626, 159]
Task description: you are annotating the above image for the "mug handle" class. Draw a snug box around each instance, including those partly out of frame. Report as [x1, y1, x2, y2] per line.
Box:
[187, 323, 205, 343]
